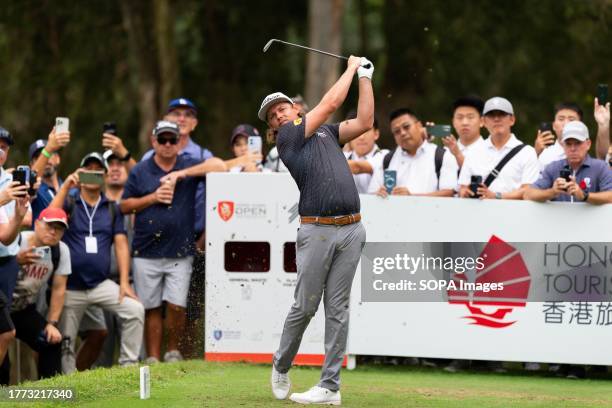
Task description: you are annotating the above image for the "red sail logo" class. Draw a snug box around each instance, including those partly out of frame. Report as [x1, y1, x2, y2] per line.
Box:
[217, 201, 235, 222]
[447, 235, 531, 328]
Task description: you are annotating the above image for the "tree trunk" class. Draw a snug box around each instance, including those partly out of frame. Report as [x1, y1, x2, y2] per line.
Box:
[305, 0, 344, 119]
[120, 0, 158, 153]
[153, 0, 181, 111]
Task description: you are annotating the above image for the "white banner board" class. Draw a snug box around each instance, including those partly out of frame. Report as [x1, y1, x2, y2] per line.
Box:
[206, 173, 612, 366]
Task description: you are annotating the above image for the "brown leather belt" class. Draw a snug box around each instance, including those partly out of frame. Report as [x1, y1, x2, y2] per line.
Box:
[300, 213, 361, 226]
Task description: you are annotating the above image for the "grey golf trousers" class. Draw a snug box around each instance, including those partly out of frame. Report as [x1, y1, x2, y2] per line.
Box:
[273, 221, 366, 391]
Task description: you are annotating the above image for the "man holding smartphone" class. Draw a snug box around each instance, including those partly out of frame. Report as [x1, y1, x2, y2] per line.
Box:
[258, 56, 372, 405]
[367, 108, 459, 197]
[0, 126, 34, 372]
[458, 97, 539, 199]
[49, 152, 144, 373]
[536, 99, 610, 168]
[0, 208, 71, 382]
[525, 121, 612, 204]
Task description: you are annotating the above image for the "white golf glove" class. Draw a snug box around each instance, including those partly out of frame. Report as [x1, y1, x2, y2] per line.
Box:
[357, 57, 374, 80]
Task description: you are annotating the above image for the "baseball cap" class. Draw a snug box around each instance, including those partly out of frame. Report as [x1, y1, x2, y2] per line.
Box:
[103, 149, 120, 162]
[167, 98, 197, 113]
[153, 120, 180, 138]
[258, 92, 293, 122]
[0, 127, 14, 146]
[80, 152, 108, 171]
[29, 139, 47, 160]
[483, 97, 514, 115]
[561, 121, 589, 142]
[38, 207, 68, 228]
[231, 124, 260, 144]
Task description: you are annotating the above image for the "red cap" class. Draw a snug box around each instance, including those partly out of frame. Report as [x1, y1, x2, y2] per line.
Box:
[38, 207, 68, 228]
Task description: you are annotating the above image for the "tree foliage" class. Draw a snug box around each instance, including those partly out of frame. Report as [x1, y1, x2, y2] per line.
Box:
[0, 0, 609, 171]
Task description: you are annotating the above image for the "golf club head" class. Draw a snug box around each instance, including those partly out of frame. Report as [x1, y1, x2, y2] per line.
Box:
[263, 39, 277, 53]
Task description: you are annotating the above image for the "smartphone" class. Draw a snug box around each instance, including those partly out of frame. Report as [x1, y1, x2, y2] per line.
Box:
[426, 124, 452, 138]
[28, 170, 38, 196]
[34, 246, 51, 263]
[55, 117, 69, 134]
[383, 170, 397, 194]
[103, 122, 117, 135]
[469, 175, 482, 198]
[560, 168, 572, 183]
[597, 84, 608, 105]
[78, 170, 105, 185]
[13, 165, 30, 186]
[247, 136, 262, 153]
[539, 122, 552, 133]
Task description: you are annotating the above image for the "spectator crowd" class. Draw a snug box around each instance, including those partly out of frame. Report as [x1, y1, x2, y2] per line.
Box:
[0, 92, 609, 384]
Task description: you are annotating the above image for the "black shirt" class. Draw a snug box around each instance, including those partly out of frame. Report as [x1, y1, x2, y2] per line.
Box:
[276, 117, 360, 217]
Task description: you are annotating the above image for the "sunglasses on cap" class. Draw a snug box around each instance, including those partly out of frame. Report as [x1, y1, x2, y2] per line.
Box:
[156, 135, 179, 145]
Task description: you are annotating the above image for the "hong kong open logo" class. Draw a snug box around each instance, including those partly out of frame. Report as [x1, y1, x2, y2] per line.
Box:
[217, 201, 235, 222]
[447, 235, 531, 328]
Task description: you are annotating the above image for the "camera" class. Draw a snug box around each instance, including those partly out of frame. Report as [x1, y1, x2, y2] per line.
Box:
[469, 175, 482, 198]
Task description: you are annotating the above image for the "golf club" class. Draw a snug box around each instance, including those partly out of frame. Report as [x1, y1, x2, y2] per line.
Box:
[263, 39, 371, 68]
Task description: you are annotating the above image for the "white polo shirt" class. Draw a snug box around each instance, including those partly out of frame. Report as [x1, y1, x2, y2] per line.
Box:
[458, 134, 539, 193]
[458, 136, 485, 156]
[368, 142, 459, 194]
[346, 145, 389, 194]
[538, 141, 565, 169]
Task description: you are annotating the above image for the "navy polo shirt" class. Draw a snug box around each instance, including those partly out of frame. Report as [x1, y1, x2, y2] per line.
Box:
[122, 155, 203, 258]
[276, 117, 360, 216]
[62, 192, 126, 290]
[532, 156, 612, 202]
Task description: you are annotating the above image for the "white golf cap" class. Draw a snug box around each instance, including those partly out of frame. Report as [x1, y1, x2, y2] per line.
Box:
[483, 97, 514, 115]
[561, 121, 589, 142]
[258, 92, 293, 122]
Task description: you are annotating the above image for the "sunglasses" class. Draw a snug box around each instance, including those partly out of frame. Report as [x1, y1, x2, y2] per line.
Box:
[157, 135, 178, 145]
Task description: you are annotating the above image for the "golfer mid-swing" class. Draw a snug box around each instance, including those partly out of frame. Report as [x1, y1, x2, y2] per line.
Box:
[259, 55, 374, 405]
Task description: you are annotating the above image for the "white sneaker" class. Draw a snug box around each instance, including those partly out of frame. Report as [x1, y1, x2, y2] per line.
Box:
[290, 386, 341, 405]
[163, 350, 183, 363]
[144, 356, 159, 365]
[271, 365, 291, 400]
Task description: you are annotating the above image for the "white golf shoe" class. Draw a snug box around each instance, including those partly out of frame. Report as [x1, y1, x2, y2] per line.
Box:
[289, 386, 341, 405]
[271, 365, 291, 400]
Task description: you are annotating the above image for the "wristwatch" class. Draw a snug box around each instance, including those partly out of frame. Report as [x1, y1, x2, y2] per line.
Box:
[47, 320, 59, 327]
[581, 190, 589, 202]
[120, 151, 132, 162]
[495, 192, 502, 200]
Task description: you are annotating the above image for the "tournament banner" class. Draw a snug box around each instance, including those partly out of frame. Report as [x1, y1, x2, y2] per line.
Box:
[205, 173, 612, 366]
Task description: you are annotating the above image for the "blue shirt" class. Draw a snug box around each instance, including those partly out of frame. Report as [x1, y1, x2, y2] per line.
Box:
[31, 179, 62, 227]
[532, 155, 612, 202]
[62, 193, 126, 290]
[123, 155, 203, 258]
[142, 138, 213, 234]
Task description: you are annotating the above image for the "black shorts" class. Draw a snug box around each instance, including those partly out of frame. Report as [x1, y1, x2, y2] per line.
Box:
[0, 291, 14, 334]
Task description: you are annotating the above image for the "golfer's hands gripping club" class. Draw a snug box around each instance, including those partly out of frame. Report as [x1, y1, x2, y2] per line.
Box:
[357, 57, 374, 80]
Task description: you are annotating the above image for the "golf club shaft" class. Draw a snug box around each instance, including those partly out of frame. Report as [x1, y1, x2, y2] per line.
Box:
[271, 39, 348, 61]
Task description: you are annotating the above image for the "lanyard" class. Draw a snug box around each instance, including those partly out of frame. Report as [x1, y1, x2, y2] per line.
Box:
[79, 195, 101, 237]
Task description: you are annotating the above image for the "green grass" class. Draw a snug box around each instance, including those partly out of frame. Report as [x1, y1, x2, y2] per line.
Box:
[2, 360, 612, 407]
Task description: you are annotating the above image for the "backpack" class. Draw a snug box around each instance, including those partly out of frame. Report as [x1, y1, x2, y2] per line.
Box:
[383, 145, 446, 188]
